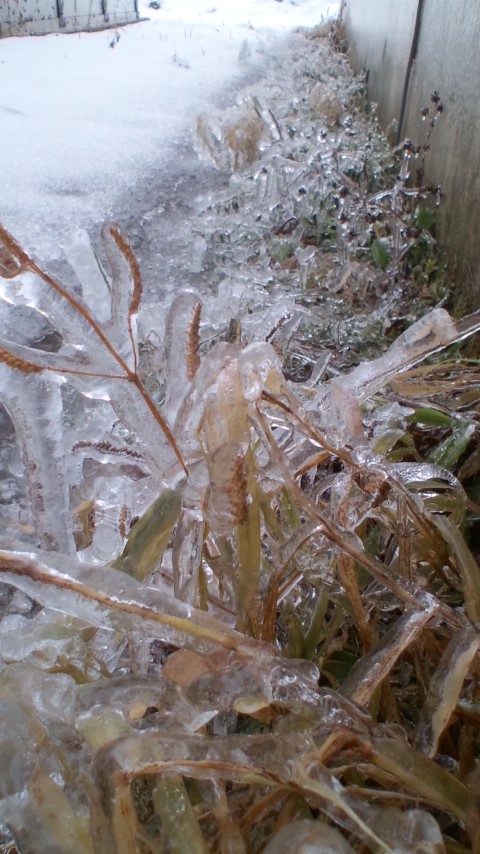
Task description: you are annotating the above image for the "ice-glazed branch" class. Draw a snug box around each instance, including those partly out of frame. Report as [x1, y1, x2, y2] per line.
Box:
[32, 247, 187, 474]
[29, 263, 130, 372]
[0, 550, 251, 652]
[0, 336, 124, 378]
[0, 224, 188, 476]
[311, 307, 480, 443]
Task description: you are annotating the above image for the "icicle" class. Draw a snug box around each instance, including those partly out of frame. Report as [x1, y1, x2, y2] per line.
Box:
[64, 229, 111, 324]
[172, 508, 206, 605]
[0, 367, 75, 553]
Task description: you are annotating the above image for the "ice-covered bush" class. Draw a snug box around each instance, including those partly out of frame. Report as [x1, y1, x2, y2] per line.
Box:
[0, 219, 480, 852]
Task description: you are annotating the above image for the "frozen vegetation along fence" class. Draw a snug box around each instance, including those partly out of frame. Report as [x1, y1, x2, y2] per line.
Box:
[2, 21, 480, 849]
[0, 0, 139, 37]
[342, 0, 480, 309]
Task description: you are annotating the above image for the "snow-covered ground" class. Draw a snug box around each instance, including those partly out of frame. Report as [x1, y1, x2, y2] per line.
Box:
[0, 0, 339, 261]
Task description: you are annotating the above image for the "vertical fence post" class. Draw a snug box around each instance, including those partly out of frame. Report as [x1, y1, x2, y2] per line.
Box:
[56, 0, 66, 27]
[396, 0, 426, 143]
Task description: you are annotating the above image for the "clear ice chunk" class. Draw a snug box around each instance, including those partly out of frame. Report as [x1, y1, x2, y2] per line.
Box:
[369, 807, 446, 854]
[263, 820, 355, 854]
[64, 229, 111, 325]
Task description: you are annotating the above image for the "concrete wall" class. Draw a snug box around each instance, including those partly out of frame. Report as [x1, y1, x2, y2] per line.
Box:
[342, 0, 480, 309]
[0, 0, 139, 37]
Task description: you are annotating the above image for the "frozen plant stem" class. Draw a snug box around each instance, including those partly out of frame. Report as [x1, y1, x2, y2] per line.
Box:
[30, 261, 188, 475]
[0, 224, 188, 476]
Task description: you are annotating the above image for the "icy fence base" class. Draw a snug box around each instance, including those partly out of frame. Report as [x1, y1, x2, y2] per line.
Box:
[0, 0, 139, 38]
[342, 0, 480, 309]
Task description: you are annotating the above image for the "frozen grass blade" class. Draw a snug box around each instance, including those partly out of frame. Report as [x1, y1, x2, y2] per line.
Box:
[336, 496, 374, 650]
[293, 765, 393, 853]
[28, 772, 94, 854]
[413, 628, 480, 757]
[370, 738, 470, 823]
[95, 731, 394, 853]
[153, 773, 208, 854]
[432, 515, 480, 622]
[112, 488, 182, 581]
[0, 550, 250, 652]
[234, 449, 261, 635]
[340, 604, 439, 707]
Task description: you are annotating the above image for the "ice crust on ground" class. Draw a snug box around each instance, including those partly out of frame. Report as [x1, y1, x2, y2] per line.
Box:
[0, 0, 339, 261]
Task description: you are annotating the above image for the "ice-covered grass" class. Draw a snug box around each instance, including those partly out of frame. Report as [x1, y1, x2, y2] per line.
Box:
[2, 206, 480, 850]
[1, 10, 480, 854]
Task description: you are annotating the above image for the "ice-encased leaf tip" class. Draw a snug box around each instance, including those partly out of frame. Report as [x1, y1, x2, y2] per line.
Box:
[100, 222, 142, 370]
[0, 345, 43, 374]
[0, 223, 31, 279]
[107, 222, 142, 317]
